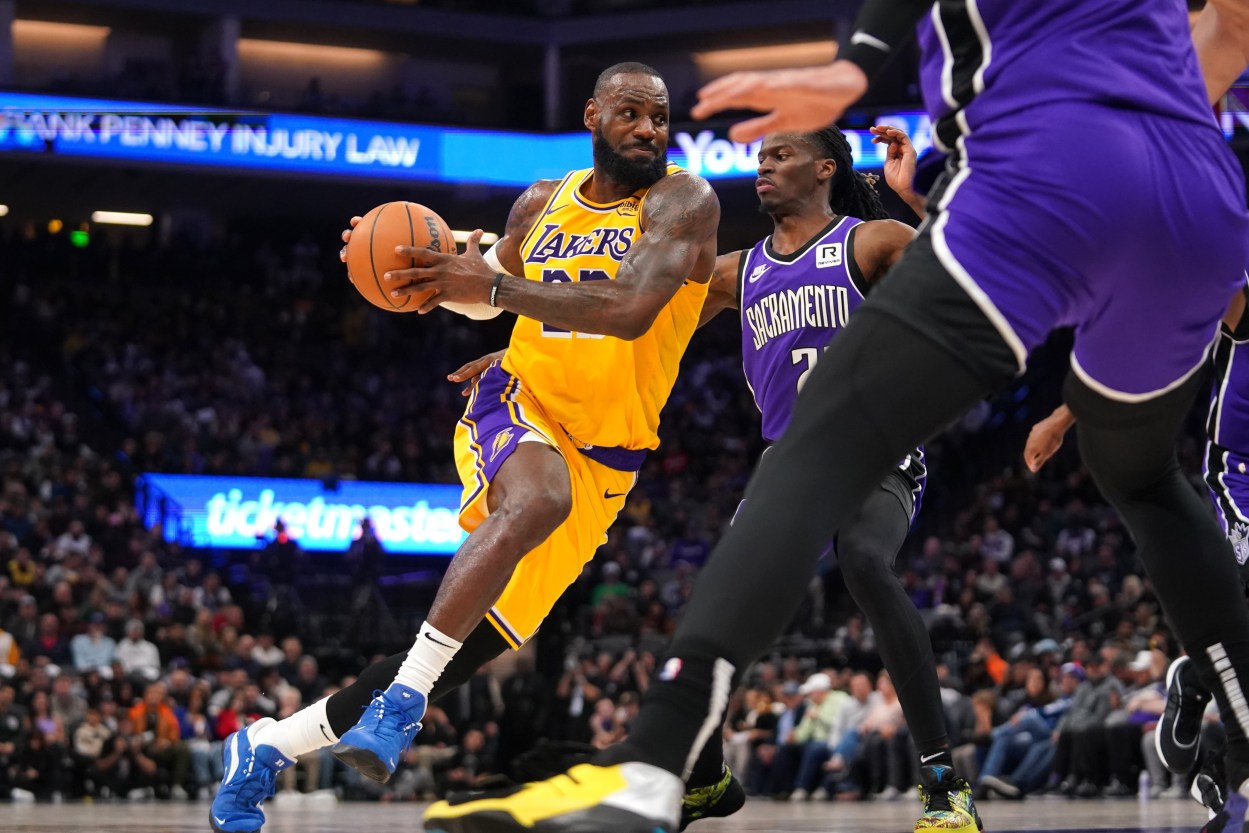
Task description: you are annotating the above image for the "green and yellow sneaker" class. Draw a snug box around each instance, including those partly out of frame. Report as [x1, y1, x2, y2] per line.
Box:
[915, 765, 983, 833]
[680, 766, 746, 830]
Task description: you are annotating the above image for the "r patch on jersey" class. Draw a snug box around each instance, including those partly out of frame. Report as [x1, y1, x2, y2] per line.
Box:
[816, 243, 843, 268]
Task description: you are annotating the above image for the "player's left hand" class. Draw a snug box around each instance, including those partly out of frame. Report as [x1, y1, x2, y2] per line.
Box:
[691, 62, 869, 144]
[386, 229, 494, 313]
[338, 216, 363, 262]
[871, 125, 918, 197]
[1024, 414, 1067, 473]
[448, 349, 506, 396]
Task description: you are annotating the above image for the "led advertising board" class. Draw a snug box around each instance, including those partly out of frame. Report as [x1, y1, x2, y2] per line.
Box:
[0, 92, 936, 184]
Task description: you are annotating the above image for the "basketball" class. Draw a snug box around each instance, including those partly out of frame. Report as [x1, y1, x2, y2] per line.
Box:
[345, 201, 456, 312]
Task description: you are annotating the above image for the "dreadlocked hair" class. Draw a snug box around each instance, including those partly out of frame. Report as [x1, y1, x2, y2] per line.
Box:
[805, 127, 890, 221]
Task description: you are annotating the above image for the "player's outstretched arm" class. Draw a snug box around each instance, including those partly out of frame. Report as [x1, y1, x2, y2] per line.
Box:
[697, 251, 743, 329]
[1194, 0, 1249, 104]
[691, 0, 930, 142]
[1024, 404, 1076, 473]
[387, 173, 719, 340]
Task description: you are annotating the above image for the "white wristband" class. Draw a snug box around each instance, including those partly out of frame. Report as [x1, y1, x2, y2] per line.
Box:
[483, 242, 517, 277]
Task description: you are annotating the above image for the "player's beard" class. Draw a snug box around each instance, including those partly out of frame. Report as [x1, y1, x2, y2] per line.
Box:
[593, 132, 667, 191]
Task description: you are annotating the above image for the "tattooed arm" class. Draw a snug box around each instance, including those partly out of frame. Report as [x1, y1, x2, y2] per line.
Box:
[438, 179, 559, 320]
[388, 173, 720, 340]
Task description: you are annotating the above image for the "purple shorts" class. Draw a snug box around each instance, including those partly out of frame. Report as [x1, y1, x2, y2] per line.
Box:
[928, 102, 1249, 399]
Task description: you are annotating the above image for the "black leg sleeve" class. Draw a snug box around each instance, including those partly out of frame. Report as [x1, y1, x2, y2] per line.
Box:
[620, 302, 1016, 778]
[837, 485, 949, 757]
[325, 619, 510, 737]
[1068, 372, 1249, 774]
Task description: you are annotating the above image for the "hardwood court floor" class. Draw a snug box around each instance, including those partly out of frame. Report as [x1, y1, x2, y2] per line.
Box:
[0, 795, 1215, 833]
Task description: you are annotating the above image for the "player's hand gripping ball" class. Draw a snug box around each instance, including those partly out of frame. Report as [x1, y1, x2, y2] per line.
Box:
[344, 201, 455, 312]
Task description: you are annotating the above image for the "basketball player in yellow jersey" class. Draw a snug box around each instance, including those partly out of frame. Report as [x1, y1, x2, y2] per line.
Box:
[208, 62, 730, 833]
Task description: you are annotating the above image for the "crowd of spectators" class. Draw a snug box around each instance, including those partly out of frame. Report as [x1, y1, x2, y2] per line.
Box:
[0, 221, 1215, 806]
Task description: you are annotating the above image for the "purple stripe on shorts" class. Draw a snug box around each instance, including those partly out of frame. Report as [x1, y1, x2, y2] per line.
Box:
[576, 445, 646, 473]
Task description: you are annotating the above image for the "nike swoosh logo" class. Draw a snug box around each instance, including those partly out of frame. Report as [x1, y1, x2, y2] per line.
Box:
[604, 490, 628, 500]
[320, 723, 334, 743]
[214, 817, 228, 826]
[850, 31, 891, 52]
[920, 753, 943, 763]
[425, 633, 456, 650]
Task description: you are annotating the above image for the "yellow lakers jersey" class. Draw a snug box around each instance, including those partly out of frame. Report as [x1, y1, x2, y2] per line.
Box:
[503, 164, 710, 452]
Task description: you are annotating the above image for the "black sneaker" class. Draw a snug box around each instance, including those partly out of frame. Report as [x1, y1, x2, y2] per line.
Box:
[1200, 790, 1245, 833]
[1156, 656, 1212, 775]
[1193, 736, 1228, 815]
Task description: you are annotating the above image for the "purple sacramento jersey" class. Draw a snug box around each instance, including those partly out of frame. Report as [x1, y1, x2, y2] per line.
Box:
[1205, 282, 1249, 562]
[875, 0, 1249, 402]
[739, 216, 926, 518]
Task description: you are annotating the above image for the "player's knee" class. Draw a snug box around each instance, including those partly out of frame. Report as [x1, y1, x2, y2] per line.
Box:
[837, 532, 897, 591]
[1079, 432, 1174, 506]
[500, 479, 572, 543]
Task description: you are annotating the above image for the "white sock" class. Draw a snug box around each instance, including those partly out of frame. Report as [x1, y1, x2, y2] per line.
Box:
[393, 621, 462, 696]
[254, 697, 337, 760]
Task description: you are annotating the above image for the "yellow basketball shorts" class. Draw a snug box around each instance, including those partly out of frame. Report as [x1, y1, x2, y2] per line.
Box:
[454, 363, 639, 648]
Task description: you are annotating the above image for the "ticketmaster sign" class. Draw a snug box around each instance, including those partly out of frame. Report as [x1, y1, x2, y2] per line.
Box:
[139, 473, 466, 554]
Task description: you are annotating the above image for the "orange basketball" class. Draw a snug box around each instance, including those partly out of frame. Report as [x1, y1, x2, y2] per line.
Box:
[345, 201, 456, 312]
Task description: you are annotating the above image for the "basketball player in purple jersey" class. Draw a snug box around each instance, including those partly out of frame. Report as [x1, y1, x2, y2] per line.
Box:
[424, 2, 1249, 833]
[693, 124, 980, 830]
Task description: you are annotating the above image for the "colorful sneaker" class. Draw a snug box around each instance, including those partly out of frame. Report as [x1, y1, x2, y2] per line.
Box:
[423, 761, 682, 833]
[680, 766, 746, 830]
[915, 765, 982, 833]
[210, 718, 293, 833]
[331, 684, 426, 784]
[1156, 656, 1211, 775]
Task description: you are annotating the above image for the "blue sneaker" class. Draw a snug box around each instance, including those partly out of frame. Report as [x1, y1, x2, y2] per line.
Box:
[331, 684, 426, 784]
[210, 718, 293, 833]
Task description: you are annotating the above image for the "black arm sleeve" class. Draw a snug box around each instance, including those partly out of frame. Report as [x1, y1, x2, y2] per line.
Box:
[840, 0, 934, 79]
